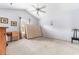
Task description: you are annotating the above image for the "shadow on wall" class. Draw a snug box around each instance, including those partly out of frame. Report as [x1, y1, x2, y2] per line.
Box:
[41, 25, 73, 41]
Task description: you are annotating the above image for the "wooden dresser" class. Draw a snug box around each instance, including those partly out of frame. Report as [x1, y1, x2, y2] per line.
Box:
[0, 27, 7, 55]
[7, 32, 19, 41]
[12, 32, 19, 41]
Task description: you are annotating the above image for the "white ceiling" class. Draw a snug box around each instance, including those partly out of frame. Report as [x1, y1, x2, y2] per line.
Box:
[0, 3, 41, 17]
[1, 3, 79, 18]
[0, 3, 32, 10]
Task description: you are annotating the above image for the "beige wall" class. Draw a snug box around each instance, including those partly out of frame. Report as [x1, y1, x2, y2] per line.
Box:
[26, 24, 42, 39]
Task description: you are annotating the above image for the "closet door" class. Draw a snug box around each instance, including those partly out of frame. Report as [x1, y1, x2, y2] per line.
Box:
[0, 28, 6, 55]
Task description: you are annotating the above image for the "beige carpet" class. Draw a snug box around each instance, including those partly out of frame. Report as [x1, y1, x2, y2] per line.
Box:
[6, 37, 79, 55]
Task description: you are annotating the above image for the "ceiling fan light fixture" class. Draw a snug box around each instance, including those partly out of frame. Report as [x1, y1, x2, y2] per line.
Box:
[10, 3, 13, 6]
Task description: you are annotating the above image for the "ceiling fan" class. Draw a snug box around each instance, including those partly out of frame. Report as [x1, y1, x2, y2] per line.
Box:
[31, 4, 46, 16]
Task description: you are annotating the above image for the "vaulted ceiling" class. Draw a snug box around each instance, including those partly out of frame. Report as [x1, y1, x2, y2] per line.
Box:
[0, 3, 46, 18]
[1, 3, 79, 18]
[0, 3, 31, 10]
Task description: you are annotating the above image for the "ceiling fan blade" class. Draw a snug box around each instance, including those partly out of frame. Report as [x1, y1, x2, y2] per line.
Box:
[37, 11, 39, 16]
[31, 10, 36, 12]
[40, 5, 46, 9]
[32, 5, 36, 9]
[36, 4, 40, 8]
[39, 10, 46, 13]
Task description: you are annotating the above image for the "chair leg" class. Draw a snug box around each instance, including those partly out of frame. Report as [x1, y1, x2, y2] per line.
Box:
[78, 40, 79, 43]
[71, 39, 73, 43]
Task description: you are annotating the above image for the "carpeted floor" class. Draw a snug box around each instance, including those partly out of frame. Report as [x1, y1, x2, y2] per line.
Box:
[6, 37, 79, 55]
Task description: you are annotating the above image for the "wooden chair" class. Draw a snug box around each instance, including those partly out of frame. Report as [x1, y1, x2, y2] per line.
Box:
[6, 32, 12, 42]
